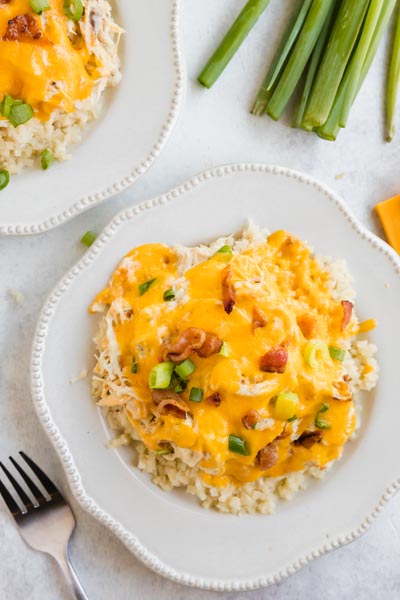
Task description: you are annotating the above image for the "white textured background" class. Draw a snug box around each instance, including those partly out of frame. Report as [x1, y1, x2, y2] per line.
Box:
[1, 1, 400, 598]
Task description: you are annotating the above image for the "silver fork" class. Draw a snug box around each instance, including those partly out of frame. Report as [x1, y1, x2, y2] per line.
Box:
[0, 451, 88, 600]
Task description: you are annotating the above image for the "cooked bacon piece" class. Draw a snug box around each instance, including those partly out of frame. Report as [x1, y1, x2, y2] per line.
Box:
[160, 328, 223, 362]
[293, 430, 323, 449]
[160, 327, 206, 362]
[221, 265, 235, 314]
[255, 441, 279, 470]
[206, 392, 221, 407]
[252, 306, 267, 332]
[241, 410, 261, 430]
[3, 14, 42, 41]
[197, 332, 223, 358]
[259, 346, 288, 373]
[297, 313, 318, 339]
[341, 300, 353, 330]
[0, 0, 12, 4]
[152, 390, 191, 420]
[332, 380, 352, 401]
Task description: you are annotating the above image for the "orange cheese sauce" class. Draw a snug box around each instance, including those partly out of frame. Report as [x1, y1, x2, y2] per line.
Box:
[0, 0, 99, 120]
[91, 231, 357, 487]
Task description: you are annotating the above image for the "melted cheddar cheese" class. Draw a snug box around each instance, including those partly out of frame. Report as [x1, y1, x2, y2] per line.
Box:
[91, 231, 357, 487]
[0, 0, 100, 120]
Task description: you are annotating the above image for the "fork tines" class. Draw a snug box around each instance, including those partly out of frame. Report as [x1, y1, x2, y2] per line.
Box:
[0, 452, 62, 517]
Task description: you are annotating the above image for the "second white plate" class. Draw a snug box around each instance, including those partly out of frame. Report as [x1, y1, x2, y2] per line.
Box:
[31, 164, 400, 590]
[0, 0, 184, 236]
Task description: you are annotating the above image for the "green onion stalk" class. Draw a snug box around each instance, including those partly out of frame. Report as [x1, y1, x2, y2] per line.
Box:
[318, 0, 396, 141]
[252, 0, 313, 116]
[198, 0, 271, 89]
[387, 4, 400, 141]
[266, 0, 336, 122]
[303, 0, 370, 128]
[293, 0, 338, 130]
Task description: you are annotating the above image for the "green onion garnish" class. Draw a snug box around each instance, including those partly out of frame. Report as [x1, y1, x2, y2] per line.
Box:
[9, 103, 34, 128]
[174, 358, 196, 379]
[315, 418, 331, 430]
[216, 245, 233, 255]
[218, 342, 231, 357]
[63, 0, 83, 21]
[315, 403, 331, 429]
[138, 278, 156, 296]
[163, 289, 175, 301]
[0, 170, 10, 191]
[189, 387, 203, 402]
[228, 434, 250, 456]
[328, 345, 346, 361]
[304, 340, 327, 368]
[41, 149, 54, 170]
[287, 414, 297, 422]
[81, 230, 96, 247]
[30, 0, 50, 14]
[0, 95, 15, 118]
[274, 392, 299, 421]
[148, 362, 174, 390]
[131, 358, 138, 374]
[171, 373, 188, 393]
[155, 447, 173, 456]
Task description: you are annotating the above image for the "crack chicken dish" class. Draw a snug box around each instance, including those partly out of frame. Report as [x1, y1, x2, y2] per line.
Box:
[90, 225, 378, 514]
[0, 0, 122, 179]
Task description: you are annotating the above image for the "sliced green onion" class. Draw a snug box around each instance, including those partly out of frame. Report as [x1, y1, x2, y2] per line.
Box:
[218, 342, 231, 357]
[228, 434, 250, 456]
[155, 448, 173, 455]
[163, 288, 175, 301]
[138, 278, 156, 296]
[328, 345, 346, 361]
[30, 0, 50, 14]
[315, 418, 331, 430]
[216, 245, 233, 255]
[189, 387, 203, 402]
[0, 170, 10, 191]
[63, 0, 83, 21]
[318, 402, 329, 413]
[274, 392, 299, 420]
[174, 359, 196, 379]
[9, 103, 34, 128]
[130, 358, 138, 374]
[198, 0, 272, 89]
[0, 95, 15, 118]
[148, 362, 174, 390]
[304, 340, 327, 368]
[287, 414, 298, 422]
[80, 230, 97, 247]
[41, 149, 54, 170]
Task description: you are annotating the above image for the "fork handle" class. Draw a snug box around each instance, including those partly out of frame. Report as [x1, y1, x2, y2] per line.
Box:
[56, 551, 89, 600]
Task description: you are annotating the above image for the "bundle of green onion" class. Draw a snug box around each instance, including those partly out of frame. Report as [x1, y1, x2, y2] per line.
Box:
[198, 0, 400, 141]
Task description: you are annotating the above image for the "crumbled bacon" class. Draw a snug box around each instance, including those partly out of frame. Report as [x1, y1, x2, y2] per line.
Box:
[0, 0, 12, 5]
[3, 14, 42, 41]
[196, 332, 223, 358]
[252, 306, 267, 332]
[151, 390, 190, 420]
[341, 300, 353, 330]
[241, 410, 261, 430]
[293, 430, 323, 449]
[259, 346, 288, 373]
[206, 392, 221, 407]
[255, 441, 279, 470]
[297, 313, 318, 339]
[160, 328, 222, 363]
[160, 328, 206, 362]
[221, 265, 235, 314]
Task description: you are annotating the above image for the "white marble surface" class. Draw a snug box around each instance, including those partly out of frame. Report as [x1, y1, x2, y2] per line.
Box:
[1, 1, 400, 598]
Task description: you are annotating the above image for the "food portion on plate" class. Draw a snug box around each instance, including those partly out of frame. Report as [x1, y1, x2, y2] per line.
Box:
[89, 224, 378, 514]
[0, 0, 122, 181]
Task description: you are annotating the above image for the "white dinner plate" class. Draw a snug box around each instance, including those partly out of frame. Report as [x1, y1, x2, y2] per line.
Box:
[0, 0, 184, 236]
[31, 164, 400, 591]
